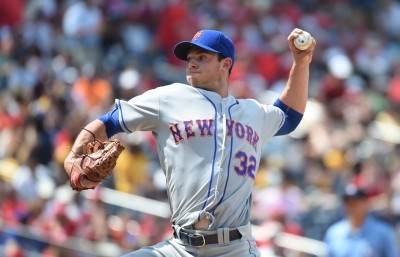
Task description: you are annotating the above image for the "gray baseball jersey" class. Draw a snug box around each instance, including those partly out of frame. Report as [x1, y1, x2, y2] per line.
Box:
[117, 83, 285, 230]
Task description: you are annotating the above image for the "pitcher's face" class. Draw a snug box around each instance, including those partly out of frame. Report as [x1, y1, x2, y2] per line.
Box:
[186, 49, 223, 88]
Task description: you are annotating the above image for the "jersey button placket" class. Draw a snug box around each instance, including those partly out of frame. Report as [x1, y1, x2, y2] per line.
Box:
[211, 101, 226, 207]
[217, 101, 228, 189]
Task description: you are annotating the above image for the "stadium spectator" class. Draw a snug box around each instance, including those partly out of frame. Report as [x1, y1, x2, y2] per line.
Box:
[324, 184, 399, 257]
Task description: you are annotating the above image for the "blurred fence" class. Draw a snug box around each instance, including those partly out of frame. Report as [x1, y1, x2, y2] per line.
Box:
[1, 187, 327, 257]
[0, 218, 123, 257]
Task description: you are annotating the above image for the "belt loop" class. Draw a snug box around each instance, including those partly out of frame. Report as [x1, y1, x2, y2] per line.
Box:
[172, 224, 182, 240]
[223, 228, 230, 244]
[217, 228, 224, 244]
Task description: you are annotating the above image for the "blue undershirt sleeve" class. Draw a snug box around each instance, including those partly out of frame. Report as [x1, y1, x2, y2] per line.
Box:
[273, 98, 303, 136]
[98, 108, 124, 139]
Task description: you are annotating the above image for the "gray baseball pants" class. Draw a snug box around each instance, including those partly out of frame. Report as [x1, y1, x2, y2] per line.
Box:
[121, 222, 260, 257]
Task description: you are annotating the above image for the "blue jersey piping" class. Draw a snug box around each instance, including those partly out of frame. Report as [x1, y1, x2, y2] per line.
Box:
[196, 89, 218, 222]
[117, 99, 132, 133]
[213, 100, 239, 214]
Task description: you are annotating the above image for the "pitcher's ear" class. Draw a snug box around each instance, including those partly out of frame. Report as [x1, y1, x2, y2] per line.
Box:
[222, 58, 232, 70]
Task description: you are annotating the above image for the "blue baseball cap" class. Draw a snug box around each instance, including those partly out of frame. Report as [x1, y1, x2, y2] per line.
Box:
[174, 30, 235, 66]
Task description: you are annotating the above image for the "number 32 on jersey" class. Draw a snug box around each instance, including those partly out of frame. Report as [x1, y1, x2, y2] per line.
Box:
[234, 151, 256, 179]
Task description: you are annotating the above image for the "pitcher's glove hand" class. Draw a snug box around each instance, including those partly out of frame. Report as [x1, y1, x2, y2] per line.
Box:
[69, 129, 125, 192]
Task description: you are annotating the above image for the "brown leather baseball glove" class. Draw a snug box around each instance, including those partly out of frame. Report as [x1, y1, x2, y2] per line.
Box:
[69, 130, 125, 192]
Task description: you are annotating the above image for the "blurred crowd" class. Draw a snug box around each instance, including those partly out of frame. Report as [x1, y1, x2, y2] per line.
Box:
[1, 0, 400, 256]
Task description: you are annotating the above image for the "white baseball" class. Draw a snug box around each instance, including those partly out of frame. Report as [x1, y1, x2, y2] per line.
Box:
[294, 31, 313, 50]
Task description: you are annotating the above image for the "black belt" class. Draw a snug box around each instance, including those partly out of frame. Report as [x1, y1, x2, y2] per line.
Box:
[173, 228, 242, 247]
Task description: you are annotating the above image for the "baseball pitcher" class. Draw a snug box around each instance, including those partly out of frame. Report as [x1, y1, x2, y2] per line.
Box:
[64, 28, 316, 257]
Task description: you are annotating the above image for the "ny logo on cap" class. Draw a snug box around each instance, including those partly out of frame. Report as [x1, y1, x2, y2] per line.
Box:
[193, 31, 202, 41]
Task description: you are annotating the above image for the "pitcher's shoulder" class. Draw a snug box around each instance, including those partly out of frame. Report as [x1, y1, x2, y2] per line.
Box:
[236, 98, 265, 109]
[154, 83, 194, 94]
